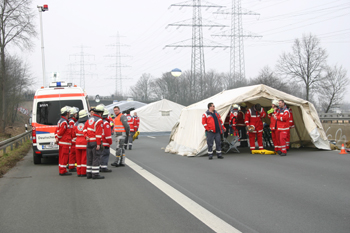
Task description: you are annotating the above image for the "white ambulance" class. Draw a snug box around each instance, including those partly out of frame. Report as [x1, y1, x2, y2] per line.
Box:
[31, 81, 90, 164]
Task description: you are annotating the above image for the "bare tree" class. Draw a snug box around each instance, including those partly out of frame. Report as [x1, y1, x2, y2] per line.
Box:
[250, 66, 290, 92]
[130, 73, 153, 101]
[277, 34, 328, 101]
[318, 65, 349, 113]
[0, 0, 37, 132]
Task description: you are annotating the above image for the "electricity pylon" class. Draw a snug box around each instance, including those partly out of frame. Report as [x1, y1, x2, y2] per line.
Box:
[165, 0, 228, 99]
[213, 0, 262, 80]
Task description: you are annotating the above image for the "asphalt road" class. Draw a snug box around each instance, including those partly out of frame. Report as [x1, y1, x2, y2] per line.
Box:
[0, 135, 350, 233]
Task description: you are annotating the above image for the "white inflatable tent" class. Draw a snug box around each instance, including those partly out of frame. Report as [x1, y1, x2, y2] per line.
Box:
[165, 84, 330, 156]
[131, 99, 185, 132]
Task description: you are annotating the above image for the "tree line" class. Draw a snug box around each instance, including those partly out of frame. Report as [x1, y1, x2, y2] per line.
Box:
[130, 34, 349, 112]
[0, 0, 36, 132]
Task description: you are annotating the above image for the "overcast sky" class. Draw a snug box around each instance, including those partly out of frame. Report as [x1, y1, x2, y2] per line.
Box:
[23, 0, 350, 99]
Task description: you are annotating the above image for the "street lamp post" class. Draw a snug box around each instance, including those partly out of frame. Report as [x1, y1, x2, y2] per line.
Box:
[37, 4, 48, 87]
[171, 68, 182, 103]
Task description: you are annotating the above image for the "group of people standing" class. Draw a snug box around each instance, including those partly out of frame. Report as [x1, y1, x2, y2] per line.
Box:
[202, 100, 294, 159]
[55, 104, 140, 179]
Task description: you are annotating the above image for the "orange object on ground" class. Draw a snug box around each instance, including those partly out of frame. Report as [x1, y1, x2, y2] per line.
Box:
[339, 144, 347, 154]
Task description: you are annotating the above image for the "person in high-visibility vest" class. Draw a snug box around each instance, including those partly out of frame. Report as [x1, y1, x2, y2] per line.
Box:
[111, 106, 130, 167]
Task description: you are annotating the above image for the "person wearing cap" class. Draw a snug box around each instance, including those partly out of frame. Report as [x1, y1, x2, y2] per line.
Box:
[236, 103, 248, 147]
[84, 105, 105, 179]
[274, 100, 290, 156]
[56, 106, 72, 176]
[124, 110, 135, 150]
[245, 103, 266, 151]
[111, 106, 130, 167]
[267, 100, 279, 152]
[202, 102, 226, 160]
[74, 110, 88, 177]
[68, 107, 79, 172]
[100, 109, 113, 172]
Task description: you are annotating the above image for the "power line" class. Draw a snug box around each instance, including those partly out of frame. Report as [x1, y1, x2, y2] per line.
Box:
[213, 0, 262, 80]
[165, 0, 228, 99]
[106, 32, 131, 95]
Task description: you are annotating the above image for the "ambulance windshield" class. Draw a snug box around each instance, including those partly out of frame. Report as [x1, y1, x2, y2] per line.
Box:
[36, 100, 84, 125]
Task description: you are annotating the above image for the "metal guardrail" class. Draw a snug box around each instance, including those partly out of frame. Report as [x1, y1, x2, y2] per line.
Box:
[319, 113, 350, 123]
[0, 131, 32, 154]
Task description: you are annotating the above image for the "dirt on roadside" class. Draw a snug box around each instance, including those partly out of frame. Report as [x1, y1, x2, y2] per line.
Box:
[0, 140, 31, 178]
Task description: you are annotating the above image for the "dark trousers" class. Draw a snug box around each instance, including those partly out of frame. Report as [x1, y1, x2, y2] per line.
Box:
[86, 142, 102, 177]
[224, 124, 229, 138]
[125, 132, 135, 147]
[100, 147, 110, 169]
[238, 126, 248, 147]
[206, 131, 222, 158]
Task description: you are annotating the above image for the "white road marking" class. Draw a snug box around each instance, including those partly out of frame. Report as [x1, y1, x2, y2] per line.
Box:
[147, 136, 156, 139]
[110, 148, 241, 233]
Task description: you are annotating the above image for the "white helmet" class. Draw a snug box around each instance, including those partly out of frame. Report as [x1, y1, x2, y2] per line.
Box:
[70, 107, 79, 115]
[94, 104, 105, 113]
[79, 109, 88, 118]
[272, 99, 279, 106]
[61, 106, 70, 115]
[103, 109, 109, 118]
[232, 104, 239, 109]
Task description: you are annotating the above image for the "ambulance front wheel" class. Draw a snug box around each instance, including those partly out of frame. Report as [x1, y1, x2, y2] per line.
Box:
[33, 152, 41, 164]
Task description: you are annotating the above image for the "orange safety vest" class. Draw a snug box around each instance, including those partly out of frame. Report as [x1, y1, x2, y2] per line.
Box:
[113, 114, 126, 132]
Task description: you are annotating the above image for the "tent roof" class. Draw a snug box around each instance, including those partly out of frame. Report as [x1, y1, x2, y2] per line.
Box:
[131, 99, 185, 132]
[165, 84, 330, 156]
[105, 101, 146, 114]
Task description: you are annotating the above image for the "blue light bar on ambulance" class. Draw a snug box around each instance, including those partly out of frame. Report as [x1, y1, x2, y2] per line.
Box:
[49, 81, 69, 88]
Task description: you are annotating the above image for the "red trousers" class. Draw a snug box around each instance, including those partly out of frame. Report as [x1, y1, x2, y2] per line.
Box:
[271, 130, 278, 151]
[232, 126, 239, 137]
[276, 130, 289, 154]
[59, 145, 69, 174]
[76, 148, 87, 175]
[68, 144, 76, 169]
[248, 132, 263, 151]
[286, 130, 290, 150]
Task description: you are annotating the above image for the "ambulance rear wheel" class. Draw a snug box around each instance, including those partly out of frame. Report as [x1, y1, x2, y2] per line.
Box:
[33, 152, 41, 164]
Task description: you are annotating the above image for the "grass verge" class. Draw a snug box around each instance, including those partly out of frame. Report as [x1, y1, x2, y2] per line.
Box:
[0, 140, 31, 178]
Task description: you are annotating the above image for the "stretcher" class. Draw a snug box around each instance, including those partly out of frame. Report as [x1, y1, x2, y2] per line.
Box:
[221, 135, 240, 154]
[251, 149, 277, 155]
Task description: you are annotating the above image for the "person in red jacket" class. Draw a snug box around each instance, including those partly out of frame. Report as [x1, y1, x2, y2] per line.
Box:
[202, 102, 226, 160]
[100, 109, 113, 172]
[286, 106, 295, 150]
[125, 110, 135, 150]
[267, 100, 279, 152]
[68, 107, 79, 172]
[56, 106, 72, 176]
[133, 112, 140, 133]
[245, 103, 266, 151]
[274, 100, 290, 156]
[229, 104, 240, 137]
[84, 104, 105, 179]
[74, 110, 88, 177]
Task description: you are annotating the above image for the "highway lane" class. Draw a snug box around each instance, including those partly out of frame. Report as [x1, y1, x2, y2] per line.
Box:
[124, 135, 350, 233]
[0, 148, 213, 233]
[0, 134, 349, 233]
